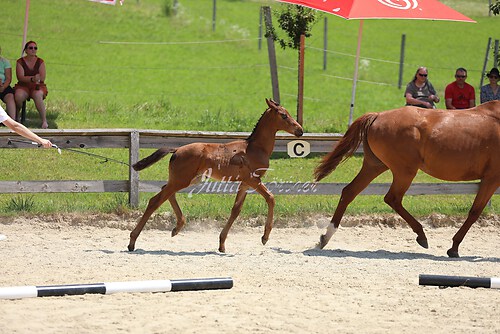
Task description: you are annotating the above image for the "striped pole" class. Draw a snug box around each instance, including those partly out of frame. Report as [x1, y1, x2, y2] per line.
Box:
[419, 274, 500, 289]
[0, 277, 233, 300]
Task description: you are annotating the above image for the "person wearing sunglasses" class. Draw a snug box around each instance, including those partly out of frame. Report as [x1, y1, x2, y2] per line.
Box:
[0, 46, 16, 119]
[404, 66, 440, 108]
[14, 41, 49, 128]
[480, 67, 500, 104]
[444, 67, 475, 110]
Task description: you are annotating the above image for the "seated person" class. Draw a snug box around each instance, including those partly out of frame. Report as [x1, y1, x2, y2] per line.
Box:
[404, 67, 439, 108]
[0, 46, 16, 119]
[14, 41, 49, 128]
[444, 67, 475, 109]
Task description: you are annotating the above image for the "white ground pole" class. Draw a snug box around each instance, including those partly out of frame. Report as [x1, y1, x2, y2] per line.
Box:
[419, 274, 500, 289]
[0, 277, 233, 300]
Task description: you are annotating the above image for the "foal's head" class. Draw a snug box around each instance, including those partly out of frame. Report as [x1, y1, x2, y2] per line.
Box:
[265, 98, 304, 137]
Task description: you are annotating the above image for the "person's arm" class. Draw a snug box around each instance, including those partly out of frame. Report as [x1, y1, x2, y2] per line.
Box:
[16, 60, 30, 84]
[0, 68, 12, 92]
[480, 86, 487, 104]
[38, 61, 46, 82]
[405, 93, 432, 108]
[445, 98, 455, 109]
[469, 99, 476, 108]
[2, 117, 52, 148]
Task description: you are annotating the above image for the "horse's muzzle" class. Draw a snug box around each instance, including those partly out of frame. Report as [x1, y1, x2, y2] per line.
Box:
[295, 128, 304, 137]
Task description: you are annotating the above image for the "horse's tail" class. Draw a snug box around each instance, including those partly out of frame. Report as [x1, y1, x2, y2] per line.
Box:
[314, 113, 378, 182]
[132, 147, 177, 171]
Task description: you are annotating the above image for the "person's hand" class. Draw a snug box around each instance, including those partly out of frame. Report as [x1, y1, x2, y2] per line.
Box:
[39, 138, 53, 148]
[424, 101, 432, 108]
[34, 74, 41, 83]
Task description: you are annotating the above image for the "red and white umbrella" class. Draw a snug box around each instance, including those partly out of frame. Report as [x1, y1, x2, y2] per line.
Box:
[277, 0, 475, 22]
[275, 0, 475, 124]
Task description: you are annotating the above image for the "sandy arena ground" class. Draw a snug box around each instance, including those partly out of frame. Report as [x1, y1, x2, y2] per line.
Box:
[0, 213, 499, 334]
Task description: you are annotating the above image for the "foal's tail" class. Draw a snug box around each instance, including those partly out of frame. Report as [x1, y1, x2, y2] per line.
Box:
[132, 147, 177, 171]
[314, 113, 378, 182]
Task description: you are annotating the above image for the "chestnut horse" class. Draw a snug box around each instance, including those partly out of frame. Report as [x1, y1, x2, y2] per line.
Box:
[128, 99, 303, 253]
[314, 100, 500, 257]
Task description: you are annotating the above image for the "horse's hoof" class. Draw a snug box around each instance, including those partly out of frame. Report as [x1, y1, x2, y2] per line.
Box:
[171, 228, 178, 237]
[127, 244, 135, 252]
[416, 236, 428, 249]
[261, 236, 268, 245]
[218, 246, 226, 253]
[319, 234, 328, 249]
[447, 248, 460, 258]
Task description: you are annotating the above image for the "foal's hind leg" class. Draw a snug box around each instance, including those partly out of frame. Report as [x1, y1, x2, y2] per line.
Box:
[169, 194, 186, 237]
[128, 184, 176, 251]
[383, 171, 428, 249]
[447, 180, 498, 258]
[219, 185, 249, 253]
[319, 162, 387, 249]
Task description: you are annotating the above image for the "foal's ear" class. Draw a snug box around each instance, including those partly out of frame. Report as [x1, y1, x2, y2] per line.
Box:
[266, 98, 279, 108]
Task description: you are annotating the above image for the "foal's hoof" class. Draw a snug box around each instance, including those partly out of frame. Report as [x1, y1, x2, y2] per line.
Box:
[447, 248, 460, 258]
[318, 234, 328, 249]
[171, 228, 179, 237]
[261, 236, 268, 245]
[416, 236, 428, 249]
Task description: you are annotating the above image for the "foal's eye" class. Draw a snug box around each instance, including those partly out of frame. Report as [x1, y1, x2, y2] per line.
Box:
[281, 113, 288, 120]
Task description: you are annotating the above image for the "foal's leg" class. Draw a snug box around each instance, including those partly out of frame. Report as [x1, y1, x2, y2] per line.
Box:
[218, 185, 249, 253]
[447, 180, 498, 258]
[319, 162, 387, 249]
[128, 184, 175, 251]
[246, 180, 275, 247]
[383, 170, 428, 248]
[169, 194, 186, 237]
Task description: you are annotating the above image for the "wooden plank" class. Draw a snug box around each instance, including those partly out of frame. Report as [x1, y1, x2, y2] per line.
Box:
[0, 181, 496, 196]
[0, 130, 343, 152]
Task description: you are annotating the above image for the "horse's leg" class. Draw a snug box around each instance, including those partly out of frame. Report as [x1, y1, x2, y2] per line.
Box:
[319, 162, 388, 249]
[383, 171, 428, 248]
[218, 185, 249, 253]
[447, 180, 498, 258]
[169, 194, 186, 237]
[128, 185, 175, 251]
[244, 179, 275, 246]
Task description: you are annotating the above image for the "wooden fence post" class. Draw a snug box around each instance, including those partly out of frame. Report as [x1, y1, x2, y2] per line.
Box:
[398, 34, 406, 89]
[129, 131, 140, 208]
[263, 6, 280, 104]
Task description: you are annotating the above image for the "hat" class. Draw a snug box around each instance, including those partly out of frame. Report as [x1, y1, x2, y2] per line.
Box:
[486, 68, 499, 78]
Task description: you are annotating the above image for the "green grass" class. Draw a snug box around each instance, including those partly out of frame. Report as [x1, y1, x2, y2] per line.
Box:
[0, 0, 498, 219]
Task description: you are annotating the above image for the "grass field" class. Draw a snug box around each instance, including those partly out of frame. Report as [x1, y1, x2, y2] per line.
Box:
[0, 0, 498, 218]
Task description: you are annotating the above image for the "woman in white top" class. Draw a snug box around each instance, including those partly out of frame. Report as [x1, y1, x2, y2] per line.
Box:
[0, 105, 52, 147]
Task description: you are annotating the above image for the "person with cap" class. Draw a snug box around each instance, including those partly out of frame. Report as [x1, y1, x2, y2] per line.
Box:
[480, 67, 500, 103]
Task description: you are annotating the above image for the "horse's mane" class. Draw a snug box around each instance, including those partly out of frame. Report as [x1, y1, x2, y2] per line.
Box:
[246, 108, 270, 143]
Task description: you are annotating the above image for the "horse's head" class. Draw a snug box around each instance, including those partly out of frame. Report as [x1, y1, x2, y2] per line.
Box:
[265, 98, 304, 137]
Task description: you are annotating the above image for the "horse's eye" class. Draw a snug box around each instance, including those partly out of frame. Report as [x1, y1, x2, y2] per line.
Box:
[281, 113, 288, 120]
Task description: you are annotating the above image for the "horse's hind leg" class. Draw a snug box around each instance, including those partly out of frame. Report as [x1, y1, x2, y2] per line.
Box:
[169, 194, 186, 237]
[384, 171, 428, 248]
[447, 180, 498, 258]
[128, 184, 175, 251]
[219, 185, 249, 253]
[319, 162, 387, 249]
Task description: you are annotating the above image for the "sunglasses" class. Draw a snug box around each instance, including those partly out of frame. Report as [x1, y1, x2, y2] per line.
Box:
[417, 73, 428, 77]
[27, 46, 38, 50]
[455, 75, 466, 78]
